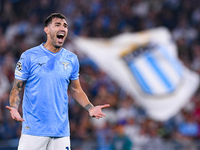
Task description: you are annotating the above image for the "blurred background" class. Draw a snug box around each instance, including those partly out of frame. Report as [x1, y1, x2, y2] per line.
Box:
[0, 0, 200, 149]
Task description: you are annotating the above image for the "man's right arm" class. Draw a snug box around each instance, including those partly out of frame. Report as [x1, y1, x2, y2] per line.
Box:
[6, 79, 26, 122]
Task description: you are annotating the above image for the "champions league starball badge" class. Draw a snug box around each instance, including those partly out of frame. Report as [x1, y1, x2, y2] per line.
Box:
[17, 62, 22, 71]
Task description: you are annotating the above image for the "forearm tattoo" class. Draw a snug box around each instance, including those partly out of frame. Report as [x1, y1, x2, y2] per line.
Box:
[84, 103, 94, 111]
[9, 79, 25, 109]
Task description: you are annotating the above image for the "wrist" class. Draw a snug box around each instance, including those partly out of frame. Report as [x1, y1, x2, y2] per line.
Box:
[84, 103, 94, 111]
[10, 105, 18, 110]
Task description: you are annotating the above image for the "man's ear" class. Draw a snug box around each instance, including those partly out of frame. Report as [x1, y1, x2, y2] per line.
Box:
[44, 27, 48, 34]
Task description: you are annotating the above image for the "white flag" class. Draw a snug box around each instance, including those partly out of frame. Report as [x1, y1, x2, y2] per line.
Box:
[73, 27, 200, 121]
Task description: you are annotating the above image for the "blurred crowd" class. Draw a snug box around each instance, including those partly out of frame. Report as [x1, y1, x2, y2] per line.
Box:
[1, 0, 200, 149]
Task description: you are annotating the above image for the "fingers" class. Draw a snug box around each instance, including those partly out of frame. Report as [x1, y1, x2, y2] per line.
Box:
[100, 104, 110, 109]
[89, 104, 110, 119]
[93, 112, 106, 119]
[6, 106, 18, 111]
[12, 115, 25, 122]
[16, 117, 25, 122]
[11, 113, 25, 122]
[6, 106, 24, 122]
[101, 112, 106, 117]
[14, 118, 24, 122]
[6, 106, 12, 111]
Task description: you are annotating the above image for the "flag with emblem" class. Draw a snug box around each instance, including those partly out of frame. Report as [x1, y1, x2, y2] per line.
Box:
[73, 27, 200, 121]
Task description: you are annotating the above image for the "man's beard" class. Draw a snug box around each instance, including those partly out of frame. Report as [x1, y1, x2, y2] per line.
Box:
[52, 39, 62, 49]
[54, 45, 61, 49]
[51, 34, 63, 49]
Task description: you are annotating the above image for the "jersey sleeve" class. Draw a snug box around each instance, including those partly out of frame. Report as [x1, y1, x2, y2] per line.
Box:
[70, 55, 80, 80]
[14, 52, 30, 81]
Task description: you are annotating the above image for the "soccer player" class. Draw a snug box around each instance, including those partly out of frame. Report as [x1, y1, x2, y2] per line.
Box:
[6, 13, 110, 150]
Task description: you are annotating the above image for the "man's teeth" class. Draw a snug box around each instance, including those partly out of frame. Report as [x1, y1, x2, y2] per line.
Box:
[58, 33, 64, 36]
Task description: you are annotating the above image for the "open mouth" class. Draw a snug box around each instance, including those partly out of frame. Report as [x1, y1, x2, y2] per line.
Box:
[56, 32, 65, 44]
[57, 33, 65, 39]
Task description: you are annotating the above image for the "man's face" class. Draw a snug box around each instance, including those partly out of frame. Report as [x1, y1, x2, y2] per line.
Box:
[46, 18, 68, 49]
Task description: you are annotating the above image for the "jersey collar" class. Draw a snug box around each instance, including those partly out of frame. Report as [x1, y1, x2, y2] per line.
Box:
[40, 43, 63, 56]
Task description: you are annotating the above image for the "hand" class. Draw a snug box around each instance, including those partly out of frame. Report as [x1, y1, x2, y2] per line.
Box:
[88, 104, 110, 119]
[6, 106, 25, 122]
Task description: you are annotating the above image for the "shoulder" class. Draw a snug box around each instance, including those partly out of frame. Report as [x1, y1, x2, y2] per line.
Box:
[20, 45, 44, 63]
[62, 48, 78, 59]
[22, 45, 42, 56]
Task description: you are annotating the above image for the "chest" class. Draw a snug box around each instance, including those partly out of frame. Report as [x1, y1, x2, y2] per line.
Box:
[30, 55, 73, 80]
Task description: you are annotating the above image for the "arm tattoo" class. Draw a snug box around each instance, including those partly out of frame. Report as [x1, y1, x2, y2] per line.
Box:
[84, 103, 94, 111]
[9, 79, 25, 109]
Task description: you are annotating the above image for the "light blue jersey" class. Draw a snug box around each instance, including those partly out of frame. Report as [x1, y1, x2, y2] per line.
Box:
[14, 43, 79, 137]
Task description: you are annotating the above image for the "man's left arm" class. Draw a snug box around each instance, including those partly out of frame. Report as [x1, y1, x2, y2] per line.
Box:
[69, 79, 110, 119]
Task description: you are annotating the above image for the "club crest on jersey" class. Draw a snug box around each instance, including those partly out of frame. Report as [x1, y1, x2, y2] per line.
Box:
[61, 62, 70, 70]
[17, 62, 22, 71]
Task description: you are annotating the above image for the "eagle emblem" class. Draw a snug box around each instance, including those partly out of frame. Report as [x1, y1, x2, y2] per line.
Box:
[61, 62, 70, 70]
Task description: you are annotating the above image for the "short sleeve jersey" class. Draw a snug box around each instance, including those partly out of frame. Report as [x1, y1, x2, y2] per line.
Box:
[14, 43, 79, 137]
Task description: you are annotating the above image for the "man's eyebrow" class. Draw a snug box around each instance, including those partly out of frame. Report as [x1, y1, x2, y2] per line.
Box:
[54, 22, 68, 26]
[54, 22, 61, 25]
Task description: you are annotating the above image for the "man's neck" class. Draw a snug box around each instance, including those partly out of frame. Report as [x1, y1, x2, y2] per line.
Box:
[43, 43, 62, 53]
